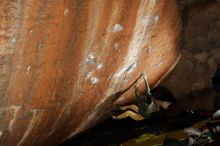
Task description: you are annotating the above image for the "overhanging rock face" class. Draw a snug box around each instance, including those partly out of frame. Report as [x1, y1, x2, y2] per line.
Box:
[0, 0, 182, 145]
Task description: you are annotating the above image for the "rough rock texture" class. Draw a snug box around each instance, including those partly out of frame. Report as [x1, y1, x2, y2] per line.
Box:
[163, 0, 220, 110]
[0, 0, 181, 146]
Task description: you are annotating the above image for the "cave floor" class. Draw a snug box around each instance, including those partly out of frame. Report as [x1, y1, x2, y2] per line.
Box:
[60, 110, 220, 146]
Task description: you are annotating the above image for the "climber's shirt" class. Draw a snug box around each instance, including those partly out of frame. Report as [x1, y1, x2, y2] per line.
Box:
[134, 94, 153, 118]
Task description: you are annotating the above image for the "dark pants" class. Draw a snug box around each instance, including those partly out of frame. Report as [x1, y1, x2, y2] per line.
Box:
[214, 96, 220, 110]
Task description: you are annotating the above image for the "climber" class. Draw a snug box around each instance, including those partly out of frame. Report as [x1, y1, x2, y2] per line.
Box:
[113, 73, 176, 121]
[213, 63, 220, 110]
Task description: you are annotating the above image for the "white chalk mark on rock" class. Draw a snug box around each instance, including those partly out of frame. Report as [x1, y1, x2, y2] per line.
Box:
[12, 38, 16, 43]
[113, 0, 157, 81]
[153, 15, 159, 23]
[37, 42, 42, 49]
[26, 65, 31, 72]
[96, 63, 103, 69]
[29, 29, 33, 35]
[86, 54, 96, 63]
[142, 16, 149, 26]
[113, 24, 123, 33]
[126, 63, 137, 74]
[114, 43, 119, 49]
[64, 8, 69, 16]
[113, 72, 122, 79]
[85, 71, 93, 79]
[114, 62, 138, 79]
[91, 77, 99, 84]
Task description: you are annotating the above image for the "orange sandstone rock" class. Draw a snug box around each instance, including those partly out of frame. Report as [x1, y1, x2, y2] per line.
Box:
[0, 0, 181, 145]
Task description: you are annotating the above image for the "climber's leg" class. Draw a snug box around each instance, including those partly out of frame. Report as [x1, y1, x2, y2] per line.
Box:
[113, 110, 144, 121]
[120, 104, 139, 112]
